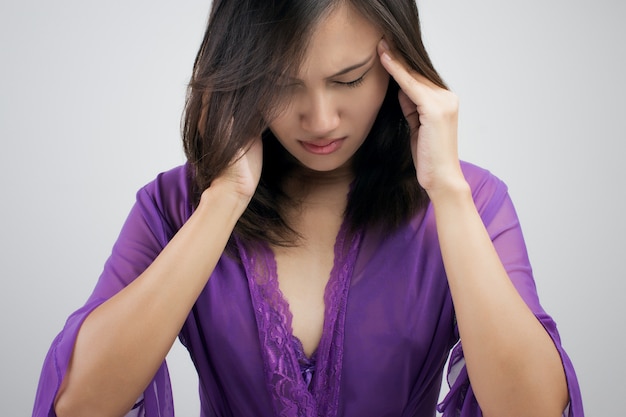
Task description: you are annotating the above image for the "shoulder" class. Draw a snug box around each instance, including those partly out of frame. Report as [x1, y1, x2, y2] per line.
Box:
[139, 164, 192, 201]
[460, 161, 506, 192]
[459, 160, 510, 224]
[135, 164, 194, 239]
[460, 160, 508, 199]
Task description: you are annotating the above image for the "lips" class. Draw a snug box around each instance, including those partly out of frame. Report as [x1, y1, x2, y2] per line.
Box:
[299, 137, 346, 155]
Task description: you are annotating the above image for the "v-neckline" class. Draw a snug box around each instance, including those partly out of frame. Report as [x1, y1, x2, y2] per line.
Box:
[266, 241, 334, 361]
[237, 219, 363, 417]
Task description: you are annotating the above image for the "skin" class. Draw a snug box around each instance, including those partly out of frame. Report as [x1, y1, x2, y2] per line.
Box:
[268, 5, 389, 175]
[378, 39, 569, 416]
[55, 3, 569, 417]
[267, 4, 390, 357]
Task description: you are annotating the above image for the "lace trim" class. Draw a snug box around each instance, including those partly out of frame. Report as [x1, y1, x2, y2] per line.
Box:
[293, 335, 316, 389]
[237, 221, 362, 417]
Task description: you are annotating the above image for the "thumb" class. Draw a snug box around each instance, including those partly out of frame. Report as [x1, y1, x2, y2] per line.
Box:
[398, 90, 420, 133]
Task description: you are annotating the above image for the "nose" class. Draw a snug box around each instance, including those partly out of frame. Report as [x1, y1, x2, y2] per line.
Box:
[300, 91, 340, 136]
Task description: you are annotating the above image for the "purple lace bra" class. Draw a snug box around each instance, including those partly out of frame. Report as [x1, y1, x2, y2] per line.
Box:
[237, 220, 363, 417]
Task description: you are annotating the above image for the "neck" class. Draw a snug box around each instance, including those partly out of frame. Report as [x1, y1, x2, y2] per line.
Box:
[283, 163, 354, 205]
[278, 164, 352, 247]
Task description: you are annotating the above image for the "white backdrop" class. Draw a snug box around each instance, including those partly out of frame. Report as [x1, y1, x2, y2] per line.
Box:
[1, 1, 624, 415]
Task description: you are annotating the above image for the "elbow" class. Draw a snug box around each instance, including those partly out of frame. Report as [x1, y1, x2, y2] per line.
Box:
[54, 389, 137, 417]
[54, 392, 110, 417]
[53, 380, 72, 417]
[53, 392, 91, 417]
[53, 392, 75, 417]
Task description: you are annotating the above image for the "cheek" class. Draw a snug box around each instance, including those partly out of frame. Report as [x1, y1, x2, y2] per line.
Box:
[267, 109, 295, 141]
[351, 72, 389, 123]
[370, 68, 391, 105]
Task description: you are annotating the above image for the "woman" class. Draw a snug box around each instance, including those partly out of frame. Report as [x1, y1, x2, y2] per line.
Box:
[33, 0, 583, 416]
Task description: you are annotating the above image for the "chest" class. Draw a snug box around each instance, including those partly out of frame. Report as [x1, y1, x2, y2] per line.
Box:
[185, 226, 455, 416]
[272, 243, 335, 357]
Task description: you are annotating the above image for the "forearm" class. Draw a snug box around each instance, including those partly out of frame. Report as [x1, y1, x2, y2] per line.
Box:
[55, 184, 247, 417]
[431, 182, 568, 417]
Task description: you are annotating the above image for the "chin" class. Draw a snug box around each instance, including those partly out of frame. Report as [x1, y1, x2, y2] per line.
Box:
[293, 156, 354, 178]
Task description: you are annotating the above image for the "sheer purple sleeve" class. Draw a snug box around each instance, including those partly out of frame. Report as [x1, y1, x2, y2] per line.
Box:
[437, 164, 584, 416]
[32, 166, 189, 417]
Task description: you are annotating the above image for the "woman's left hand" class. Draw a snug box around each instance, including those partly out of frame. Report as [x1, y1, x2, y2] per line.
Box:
[377, 39, 466, 198]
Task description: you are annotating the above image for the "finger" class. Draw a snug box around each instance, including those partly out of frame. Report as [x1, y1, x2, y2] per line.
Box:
[234, 133, 262, 165]
[377, 39, 435, 108]
[398, 90, 420, 132]
[245, 134, 263, 154]
[378, 39, 439, 88]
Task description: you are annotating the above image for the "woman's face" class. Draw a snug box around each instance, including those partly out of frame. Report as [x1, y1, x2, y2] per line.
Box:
[268, 4, 389, 173]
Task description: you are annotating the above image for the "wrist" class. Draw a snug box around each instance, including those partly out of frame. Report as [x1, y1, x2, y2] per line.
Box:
[198, 181, 251, 220]
[426, 176, 472, 208]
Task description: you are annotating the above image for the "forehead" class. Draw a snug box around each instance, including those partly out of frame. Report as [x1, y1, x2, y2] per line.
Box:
[298, 4, 382, 77]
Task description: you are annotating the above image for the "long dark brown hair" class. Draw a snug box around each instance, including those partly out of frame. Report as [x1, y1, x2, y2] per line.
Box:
[182, 0, 447, 246]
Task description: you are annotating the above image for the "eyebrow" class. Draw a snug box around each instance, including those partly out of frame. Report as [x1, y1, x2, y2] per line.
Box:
[285, 52, 376, 83]
[327, 52, 376, 78]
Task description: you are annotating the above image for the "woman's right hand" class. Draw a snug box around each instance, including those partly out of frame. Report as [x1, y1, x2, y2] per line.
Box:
[54, 136, 262, 417]
[208, 134, 263, 205]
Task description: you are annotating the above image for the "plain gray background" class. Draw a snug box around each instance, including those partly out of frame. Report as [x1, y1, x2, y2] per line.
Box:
[1, 0, 624, 415]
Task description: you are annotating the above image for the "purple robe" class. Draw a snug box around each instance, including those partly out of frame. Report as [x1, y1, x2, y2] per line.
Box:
[32, 161, 584, 416]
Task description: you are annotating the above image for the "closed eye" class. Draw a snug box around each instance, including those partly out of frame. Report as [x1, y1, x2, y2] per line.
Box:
[335, 66, 372, 88]
[336, 75, 365, 88]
